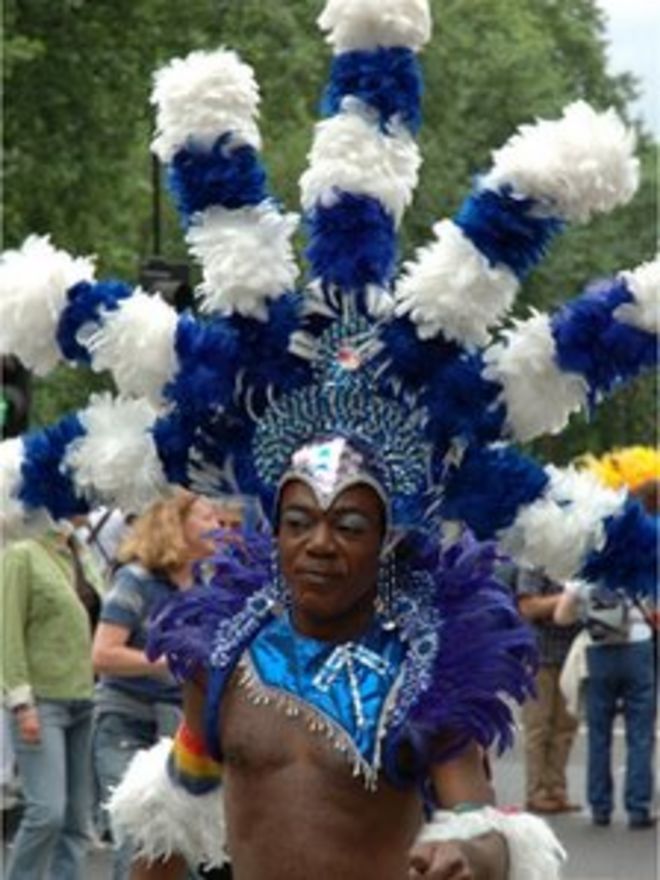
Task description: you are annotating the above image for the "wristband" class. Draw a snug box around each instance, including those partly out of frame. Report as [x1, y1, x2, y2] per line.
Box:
[417, 806, 566, 880]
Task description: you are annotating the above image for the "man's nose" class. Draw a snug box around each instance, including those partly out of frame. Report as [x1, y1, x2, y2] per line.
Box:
[306, 520, 337, 555]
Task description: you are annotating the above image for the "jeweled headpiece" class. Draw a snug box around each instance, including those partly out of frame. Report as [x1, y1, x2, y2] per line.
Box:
[0, 0, 657, 598]
[278, 436, 389, 519]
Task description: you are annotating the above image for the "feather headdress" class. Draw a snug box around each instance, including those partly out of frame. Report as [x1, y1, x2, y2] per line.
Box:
[0, 0, 657, 600]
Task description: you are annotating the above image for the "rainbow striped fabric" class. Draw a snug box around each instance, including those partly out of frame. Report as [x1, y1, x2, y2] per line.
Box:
[167, 722, 223, 795]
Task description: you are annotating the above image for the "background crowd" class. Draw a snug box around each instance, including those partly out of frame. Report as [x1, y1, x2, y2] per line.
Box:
[1, 491, 243, 880]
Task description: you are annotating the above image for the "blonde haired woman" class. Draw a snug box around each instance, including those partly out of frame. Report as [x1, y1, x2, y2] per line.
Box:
[91, 489, 220, 880]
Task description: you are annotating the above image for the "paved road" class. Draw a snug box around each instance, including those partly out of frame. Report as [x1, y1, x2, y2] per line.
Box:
[3, 724, 658, 879]
[493, 722, 658, 880]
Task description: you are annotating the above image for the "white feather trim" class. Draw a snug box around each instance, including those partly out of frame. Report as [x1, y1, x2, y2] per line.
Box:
[300, 99, 421, 226]
[482, 101, 639, 223]
[418, 807, 565, 880]
[365, 284, 396, 319]
[394, 220, 518, 346]
[0, 438, 51, 540]
[318, 0, 431, 52]
[83, 290, 178, 403]
[0, 236, 95, 375]
[498, 465, 626, 582]
[615, 256, 660, 334]
[151, 49, 261, 162]
[482, 312, 588, 441]
[187, 203, 300, 319]
[0, 438, 25, 538]
[107, 738, 226, 870]
[64, 394, 168, 514]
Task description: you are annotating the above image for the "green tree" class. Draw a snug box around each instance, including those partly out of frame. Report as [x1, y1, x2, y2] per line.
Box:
[4, 0, 656, 456]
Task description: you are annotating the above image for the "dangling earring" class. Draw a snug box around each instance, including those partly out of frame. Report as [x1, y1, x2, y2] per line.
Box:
[376, 550, 397, 630]
[271, 546, 291, 613]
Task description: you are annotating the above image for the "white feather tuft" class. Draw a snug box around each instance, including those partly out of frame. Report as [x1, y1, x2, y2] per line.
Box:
[419, 807, 565, 880]
[0, 439, 24, 536]
[394, 220, 518, 346]
[318, 0, 431, 52]
[300, 99, 421, 225]
[482, 101, 639, 223]
[65, 394, 168, 514]
[0, 236, 95, 375]
[151, 49, 261, 163]
[498, 466, 626, 582]
[483, 312, 588, 441]
[0, 439, 47, 540]
[0, 439, 54, 541]
[187, 203, 300, 319]
[615, 255, 660, 334]
[83, 291, 178, 403]
[108, 738, 226, 869]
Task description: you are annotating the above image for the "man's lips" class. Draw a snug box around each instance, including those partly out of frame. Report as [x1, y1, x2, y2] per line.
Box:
[296, 569, 340, 584]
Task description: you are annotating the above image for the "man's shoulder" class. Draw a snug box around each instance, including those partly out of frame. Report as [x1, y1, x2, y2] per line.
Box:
[112, 563, 172, 595]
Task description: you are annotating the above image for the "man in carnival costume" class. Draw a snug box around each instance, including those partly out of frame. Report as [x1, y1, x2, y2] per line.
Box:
[0, 0, 658, 877]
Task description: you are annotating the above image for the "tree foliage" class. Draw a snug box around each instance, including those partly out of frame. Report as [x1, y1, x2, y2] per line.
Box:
[4, 0, 656, 456]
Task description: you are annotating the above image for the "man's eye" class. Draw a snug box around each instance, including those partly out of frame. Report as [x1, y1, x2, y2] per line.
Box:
[336, 514, 369, 534]
[282, 511, 312, 530]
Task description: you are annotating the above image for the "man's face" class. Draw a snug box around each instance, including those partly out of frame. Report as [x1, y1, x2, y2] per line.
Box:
[277, 479, 385, 636]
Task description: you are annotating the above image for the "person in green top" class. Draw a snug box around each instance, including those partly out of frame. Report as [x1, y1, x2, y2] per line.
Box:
[1, 521, 103, 880]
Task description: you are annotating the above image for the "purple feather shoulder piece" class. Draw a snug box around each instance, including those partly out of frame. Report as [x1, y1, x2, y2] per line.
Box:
[146, 530, 276, 681]
[386, 533, 537, 779]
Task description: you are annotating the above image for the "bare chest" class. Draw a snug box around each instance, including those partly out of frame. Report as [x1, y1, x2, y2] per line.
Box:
[220, 672, 363, 784]
[218, 674, 424, 880]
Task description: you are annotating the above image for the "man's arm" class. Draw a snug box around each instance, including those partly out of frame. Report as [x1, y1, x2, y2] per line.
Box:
[409, 741, 507, 880]
[107, 675, 227, 879]
[517, 593, 559, 622]
[1, 545, 43, 745]
[129, 680, 207, 880]
[409, 737, 565, 880]
[553, 591, 581, 626]
[92, 621, 171, 677]
[515, 568, 560, 623]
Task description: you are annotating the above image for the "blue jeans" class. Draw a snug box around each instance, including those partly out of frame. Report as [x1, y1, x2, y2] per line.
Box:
[6, 699, 94, 880]
[586, 639, 656, 820]
[93, 707, 181, 880]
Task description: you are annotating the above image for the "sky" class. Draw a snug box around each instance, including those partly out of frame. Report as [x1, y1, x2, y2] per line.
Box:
[596, 0, 659, 136]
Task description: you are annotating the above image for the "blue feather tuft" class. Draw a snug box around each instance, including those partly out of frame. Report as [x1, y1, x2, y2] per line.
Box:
[195, 405, 258, 489]
[152, 411, 196, 486]
[455, 185, 564, 279]
[166, 314, 241, 416]
[322, 48, 423, 132]
[442, 445, 549, 538]
[228, 295, 312, 400]
[161, 297, 309, 493]
[552, 278, 657, 401]
[19, 415, 89, 518]
[582, 500, 659, 600]
[425, 353, 506, 446]
[305, 192, 397, 290]
[56, 280, 132, 364]
[378, 317, 460, 385]
[168, 134, 269, 226]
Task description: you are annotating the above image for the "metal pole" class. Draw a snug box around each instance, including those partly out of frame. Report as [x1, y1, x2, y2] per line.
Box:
[152, 154, 162, 256]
